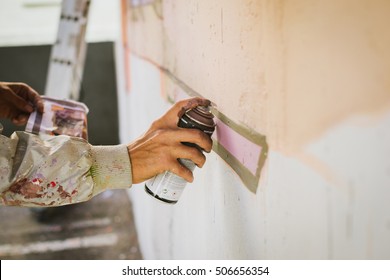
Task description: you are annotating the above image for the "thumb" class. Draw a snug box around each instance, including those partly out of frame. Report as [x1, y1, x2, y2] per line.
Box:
[12, 114, 29, 126]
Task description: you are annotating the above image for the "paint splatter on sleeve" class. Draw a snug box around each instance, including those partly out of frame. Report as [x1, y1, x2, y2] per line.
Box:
[0, 130, 132, 207]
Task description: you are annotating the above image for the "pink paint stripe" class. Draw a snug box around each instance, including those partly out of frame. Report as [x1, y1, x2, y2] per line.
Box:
[212, 119, 262, 175]
[171, 89, 262, 176]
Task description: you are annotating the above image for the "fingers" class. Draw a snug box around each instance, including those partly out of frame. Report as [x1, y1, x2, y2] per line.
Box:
[12, 114, 29, 126]
[175, 97, 211, 119]
[128, 127, 213, 184]
[173, 128, 213, 153]
[30, 87, 44, 113]
[167, 159, 194, 183]
[3, 87, 34, 113]
[155, 147, 203, 183]
[12, 83, 44, 114]
[24, 86, 44, 114]
[173, 144, 207, 168]
[128, 98, 213, 184]
[151, 97, 211, 130]
[156, 129, 210, 181]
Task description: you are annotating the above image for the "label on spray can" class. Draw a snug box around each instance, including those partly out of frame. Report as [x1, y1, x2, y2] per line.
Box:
[144, 105, 215, 204]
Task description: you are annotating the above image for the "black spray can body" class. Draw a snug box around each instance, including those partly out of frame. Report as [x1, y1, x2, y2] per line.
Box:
[145, 105, 215, 204]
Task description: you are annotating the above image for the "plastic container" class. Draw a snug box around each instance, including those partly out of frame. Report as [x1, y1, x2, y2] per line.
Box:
[25, 96, 89, 140]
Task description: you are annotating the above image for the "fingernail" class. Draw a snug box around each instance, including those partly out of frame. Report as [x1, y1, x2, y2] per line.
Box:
[24, 104, 33, 113]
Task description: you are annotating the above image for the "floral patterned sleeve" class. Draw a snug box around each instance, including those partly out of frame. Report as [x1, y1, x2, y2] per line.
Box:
[0, 126, 132, 207]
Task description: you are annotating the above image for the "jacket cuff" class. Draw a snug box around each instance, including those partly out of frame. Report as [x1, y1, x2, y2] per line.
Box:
[90, 144, 132, 194]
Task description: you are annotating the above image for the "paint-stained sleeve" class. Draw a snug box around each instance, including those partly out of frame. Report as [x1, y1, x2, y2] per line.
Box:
[0, 130, 132, 207]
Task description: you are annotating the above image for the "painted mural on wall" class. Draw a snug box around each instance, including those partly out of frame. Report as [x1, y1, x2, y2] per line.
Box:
[122, 0, 390, 190]
[121, 0, 390, 259]
[121, 0, 269, 192]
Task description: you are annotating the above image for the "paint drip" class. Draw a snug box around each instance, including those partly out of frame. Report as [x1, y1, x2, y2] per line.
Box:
[145, 105, 215, 204]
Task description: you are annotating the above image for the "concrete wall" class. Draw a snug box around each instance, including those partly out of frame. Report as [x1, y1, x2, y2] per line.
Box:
[117, 0, 390, 259]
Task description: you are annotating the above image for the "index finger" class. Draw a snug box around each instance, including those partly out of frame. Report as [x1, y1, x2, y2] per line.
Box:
[151, 97, 212, 130]
[174, 128, 213, 153]
[28, 89, 44, 114]
[176, 97, 211, 119]
[15, 83, 44, 114]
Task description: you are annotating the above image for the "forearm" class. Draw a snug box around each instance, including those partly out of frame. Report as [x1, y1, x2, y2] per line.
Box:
[0, 131, 132, 207]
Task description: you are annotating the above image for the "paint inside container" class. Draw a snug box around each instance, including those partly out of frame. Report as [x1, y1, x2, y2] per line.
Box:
[25, 97, 89, 140]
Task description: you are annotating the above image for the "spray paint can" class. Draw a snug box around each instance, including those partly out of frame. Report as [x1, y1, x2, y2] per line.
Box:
[144, 105, 215, 204]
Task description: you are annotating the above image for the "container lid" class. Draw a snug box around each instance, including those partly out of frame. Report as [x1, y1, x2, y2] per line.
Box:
[185, 106, 215, 128]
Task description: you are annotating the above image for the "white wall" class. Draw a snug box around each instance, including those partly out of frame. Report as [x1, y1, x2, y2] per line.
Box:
[117, 54, 390, 259]
[117, 0, 390, 259]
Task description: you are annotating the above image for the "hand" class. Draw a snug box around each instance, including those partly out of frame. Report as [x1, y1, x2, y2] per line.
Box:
[128, 98, 213, 184]
[0, 82, 44, 125]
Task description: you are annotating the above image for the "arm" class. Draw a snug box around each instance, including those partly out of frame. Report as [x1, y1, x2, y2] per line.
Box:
[1, 83, 212, 207]
[0, 132, 132, 207]
[128, 97, 213, 183]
